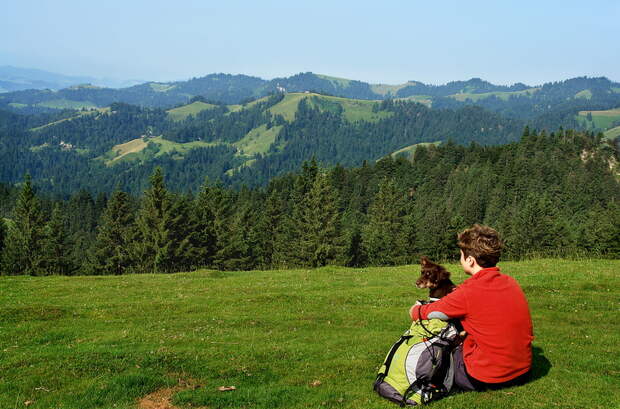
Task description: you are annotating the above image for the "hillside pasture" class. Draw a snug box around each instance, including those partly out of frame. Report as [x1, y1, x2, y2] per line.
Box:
[370, 81, 421, 97]
[396, 95, 433, 107]
[262, 93, 392, 123]
[30, 108, 109, 132]
[267, 93, 308, 122]
[233, 124, 283, 156]
[107, 138, 149, 164]
[389, 141, 441, 160]
[449, 87, 540, 102]
[577, 108, 620, 130]
[315, 74, 352, 88]
[36, 98, 98, 110]
[575, 89, 593, 99]
[167, 101, 218, 122]
[99, 136, 222, 166]
[0, 259, 618, 409]
[308, 94, 392, 123]
[149, 83, 177, 93]
[604, 125, 620, 140]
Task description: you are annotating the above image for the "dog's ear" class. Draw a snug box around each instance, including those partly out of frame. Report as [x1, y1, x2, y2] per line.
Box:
[438, 268, 451, 281]
[420, 256, 430, 266]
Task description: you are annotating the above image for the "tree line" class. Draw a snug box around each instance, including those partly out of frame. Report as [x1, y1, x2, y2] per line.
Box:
[0, 128, 619, 275]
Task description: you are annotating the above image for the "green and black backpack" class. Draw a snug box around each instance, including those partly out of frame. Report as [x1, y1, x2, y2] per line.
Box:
[373, 316, 460, 406]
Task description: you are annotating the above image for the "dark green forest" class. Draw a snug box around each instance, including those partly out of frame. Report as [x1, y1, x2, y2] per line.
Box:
[1, 128, 618, 276]
[0, 95, 526, 195]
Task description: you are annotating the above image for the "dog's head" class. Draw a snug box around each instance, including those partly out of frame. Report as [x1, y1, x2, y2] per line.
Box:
[416, 256, 451, 290]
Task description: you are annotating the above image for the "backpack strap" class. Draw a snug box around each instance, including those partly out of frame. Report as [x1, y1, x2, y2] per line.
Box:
[401, 379, 449, 406]
[374, 334, 412, 389]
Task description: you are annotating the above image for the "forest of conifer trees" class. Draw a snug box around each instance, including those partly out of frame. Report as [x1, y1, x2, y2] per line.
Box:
[0, 128, 619, 276]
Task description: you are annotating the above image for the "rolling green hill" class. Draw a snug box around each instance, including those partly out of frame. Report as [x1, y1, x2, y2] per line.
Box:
[2, 85, 616, 194]
[2, 72, 619, 126]
[1, 259, 618, 408]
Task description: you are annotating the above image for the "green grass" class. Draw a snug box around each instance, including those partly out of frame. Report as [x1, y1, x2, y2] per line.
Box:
[98, 136, 223, 166]
[29, 143, 51, 152]
[267, 93, 308, 122]
[370, 81, 421, 97]
[577, 108, 620, 130]
[389, 141, 441, 160]
[167, 101, 218, 122]
[231, 93, 392, 124]
[36, 99, 98, 110]
[604, 125, 620, 140]
[8, 102, 28, 108]
[30, 108, 108, 132]
[308, 94, 392, 123]
[149, 136, 221, 158]
[233, 124, 283, 156]
[149, 83, 176, 92]
[1, 259, 618, 409]
[449, 88, 540, 102]
[396, 95, 433, 107]
[575, 89, 593, 99]
[315, 74, 352, 88]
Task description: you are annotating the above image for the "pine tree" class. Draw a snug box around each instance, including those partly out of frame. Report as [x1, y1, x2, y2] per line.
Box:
[132, 168, 192, 274]
[196, 179, 235, 269]
[280, 159, 319, 266]
[89, 190, 136, 275]
[504, 193, 557, 258]
[40, 204, 73, 275]
[580, 203, 620, 257]
[362, 178, 407, 265]
[1, 175, 46, 275]
[192, 178, 219, 267]
[296, 172, 343, 267]
[253, 189, 287, 268]
[215, 203, 256, 271]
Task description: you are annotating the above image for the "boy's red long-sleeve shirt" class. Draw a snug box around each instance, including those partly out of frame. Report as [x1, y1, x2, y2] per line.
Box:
[410, 266, 534, 383]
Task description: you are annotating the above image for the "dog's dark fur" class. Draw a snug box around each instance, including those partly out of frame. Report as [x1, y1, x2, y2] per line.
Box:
[416, 256, 456, 299]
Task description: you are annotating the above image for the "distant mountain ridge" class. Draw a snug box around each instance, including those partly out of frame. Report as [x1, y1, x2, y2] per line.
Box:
[0, 66, 143, 93]
[0, 67, 620, 112]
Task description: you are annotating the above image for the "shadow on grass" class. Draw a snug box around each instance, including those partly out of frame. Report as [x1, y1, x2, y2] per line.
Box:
[530, 346, 552, 382]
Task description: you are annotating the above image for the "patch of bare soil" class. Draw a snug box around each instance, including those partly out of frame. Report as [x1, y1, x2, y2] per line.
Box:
[137, 377, 205, 409]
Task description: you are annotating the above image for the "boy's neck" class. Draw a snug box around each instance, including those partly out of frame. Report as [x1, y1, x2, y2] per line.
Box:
[470, 265, 484, 275]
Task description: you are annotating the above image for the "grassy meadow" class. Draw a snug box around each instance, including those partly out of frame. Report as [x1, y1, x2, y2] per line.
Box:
[577, 108, 620, 131]
[1, 259, 619, 409]
[167, 102, 218, 122]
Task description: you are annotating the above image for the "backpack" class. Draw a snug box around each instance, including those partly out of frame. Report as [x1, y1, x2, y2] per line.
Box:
[373, 315, 460, 406]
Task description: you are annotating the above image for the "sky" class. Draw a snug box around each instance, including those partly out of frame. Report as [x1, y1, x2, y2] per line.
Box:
[1, 0, 619, 86]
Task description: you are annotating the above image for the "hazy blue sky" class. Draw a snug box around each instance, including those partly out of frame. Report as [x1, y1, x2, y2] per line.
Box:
[2, 0, 619, 85]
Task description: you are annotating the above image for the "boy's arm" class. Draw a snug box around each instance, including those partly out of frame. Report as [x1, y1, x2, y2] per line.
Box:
[410, 287, 469, 321]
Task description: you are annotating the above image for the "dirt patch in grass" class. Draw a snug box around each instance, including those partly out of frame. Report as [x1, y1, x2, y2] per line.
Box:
[138, 377, 204, 409]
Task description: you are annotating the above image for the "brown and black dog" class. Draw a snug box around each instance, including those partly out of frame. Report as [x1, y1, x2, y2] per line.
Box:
[416, 256, 456, 300]
[416, 256, 466, 336]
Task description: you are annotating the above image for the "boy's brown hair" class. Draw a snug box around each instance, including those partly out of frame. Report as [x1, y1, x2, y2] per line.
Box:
[457, 224, 503, 268]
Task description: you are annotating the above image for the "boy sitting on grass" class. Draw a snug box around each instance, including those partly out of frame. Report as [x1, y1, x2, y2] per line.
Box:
[410, 224, 534, 391]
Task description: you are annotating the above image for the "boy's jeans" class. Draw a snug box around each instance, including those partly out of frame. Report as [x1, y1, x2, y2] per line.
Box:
[453, 345, 531, 391]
